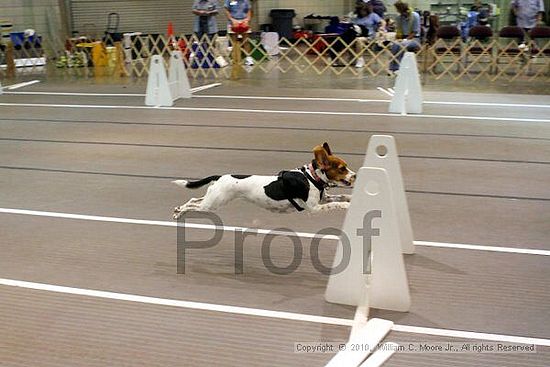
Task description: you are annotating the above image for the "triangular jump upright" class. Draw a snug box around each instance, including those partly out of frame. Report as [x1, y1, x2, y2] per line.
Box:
[389, 52, 422, 114]
[325, 167, 411, 312]
[145, 55, 173, 107]
[364, 135, 415, 254]
[169, 51, 191, 99]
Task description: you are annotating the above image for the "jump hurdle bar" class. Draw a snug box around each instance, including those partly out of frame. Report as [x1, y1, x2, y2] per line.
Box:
[145, 51, 191, 107]
[324, 135, 415, 367]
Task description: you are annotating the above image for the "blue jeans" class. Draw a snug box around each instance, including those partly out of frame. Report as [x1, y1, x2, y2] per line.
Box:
[389, 39, 420, 71]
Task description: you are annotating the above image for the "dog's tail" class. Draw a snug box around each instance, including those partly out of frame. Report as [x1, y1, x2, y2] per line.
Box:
[172, 176, 221, 189]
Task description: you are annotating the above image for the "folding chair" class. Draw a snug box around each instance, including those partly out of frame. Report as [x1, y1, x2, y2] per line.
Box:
[528, 26, 550, 76]
[464, 26, 494, 76]
[431, 25, 462, 74]
[495, 26, 527, 77]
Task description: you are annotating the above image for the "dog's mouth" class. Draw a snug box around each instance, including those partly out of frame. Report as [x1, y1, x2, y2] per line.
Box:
[342, 180, 353, 187]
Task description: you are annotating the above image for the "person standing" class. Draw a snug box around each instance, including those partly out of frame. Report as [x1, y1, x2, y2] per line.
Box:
[192, 0, 220, 38]
[224, 0, 254, 66]
[511, 0, 545, 33]
[388, 1, 420, 76]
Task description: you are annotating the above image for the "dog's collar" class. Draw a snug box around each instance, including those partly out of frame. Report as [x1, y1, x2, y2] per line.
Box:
[301, 162, 328, 193]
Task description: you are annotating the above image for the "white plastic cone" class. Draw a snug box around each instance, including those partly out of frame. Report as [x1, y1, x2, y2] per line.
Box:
[364, 135, 415, 254]
[389, 52, 422, 114]
[145, 55, 173, 107]
[325, 167, 411, 312]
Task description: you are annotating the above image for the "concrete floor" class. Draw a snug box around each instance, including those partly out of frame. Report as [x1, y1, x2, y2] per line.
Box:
[0, 81, 549, 366]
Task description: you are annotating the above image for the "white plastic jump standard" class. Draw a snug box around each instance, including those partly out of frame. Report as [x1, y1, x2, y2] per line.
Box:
[325, 318, 394, 367]
[0, 80, 2, 95]
[388, 52, 422, 114]
[325, 167, 411, 312]
[364, 135, 415, 255]
[169, 51, 191, 100]
[145, 51, 191, 107]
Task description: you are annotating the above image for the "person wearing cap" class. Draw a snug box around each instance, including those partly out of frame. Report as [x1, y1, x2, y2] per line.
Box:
[225, 0, 254, 66]
[388, 1, 420, 76]
[192, 0, 220, 38]
[511, 0, 545, 33]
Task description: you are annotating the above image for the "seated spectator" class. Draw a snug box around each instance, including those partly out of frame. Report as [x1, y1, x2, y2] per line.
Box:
[331, 3, 386, 67]
[460, 5, 480, 41]
[356, 0, 386, 18]
[388, 1, 421, 76]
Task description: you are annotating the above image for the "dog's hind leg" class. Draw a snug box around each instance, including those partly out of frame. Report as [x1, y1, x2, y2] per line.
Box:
[173, 197, 205, 219]
[192, 177, 237, 211]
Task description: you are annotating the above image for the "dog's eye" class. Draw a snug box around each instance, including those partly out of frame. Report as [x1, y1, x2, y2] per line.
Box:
[339, 167, 347, 172]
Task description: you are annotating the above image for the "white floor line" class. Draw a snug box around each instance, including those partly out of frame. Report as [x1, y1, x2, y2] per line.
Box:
[1, 84, 219, 97]
[1, 102, 549, 124]
[3, 90, 549, 109]
[376, 87, 394, 97]
[1, 277, 549, 346]
[2, 80, 41, 90]
[190, 82, 222, 93]
[1, 208, 548, 256]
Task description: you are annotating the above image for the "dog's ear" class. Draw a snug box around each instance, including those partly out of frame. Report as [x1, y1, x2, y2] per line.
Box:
[322, 142, 332, 155]
[313, 145, 330, 169]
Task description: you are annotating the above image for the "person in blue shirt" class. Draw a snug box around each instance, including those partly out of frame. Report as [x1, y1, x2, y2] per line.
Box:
[192, 0, 220, 38]
[330, 3, 385, 67]
[388, 1, 421, 76]
[357, 0, 386, 18]
[224, 0, 254, 65]
[354, 3, 386, 67]
[460, 5, 480, 41]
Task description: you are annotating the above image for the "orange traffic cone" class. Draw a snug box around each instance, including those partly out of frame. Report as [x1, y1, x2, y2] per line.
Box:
[167, 21, 177, 50]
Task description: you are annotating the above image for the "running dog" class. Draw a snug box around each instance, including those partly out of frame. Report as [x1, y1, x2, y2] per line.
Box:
[172, 142, 356, 219]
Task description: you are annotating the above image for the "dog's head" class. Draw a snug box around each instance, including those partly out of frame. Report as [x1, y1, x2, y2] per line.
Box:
[313, 142, 356, 187]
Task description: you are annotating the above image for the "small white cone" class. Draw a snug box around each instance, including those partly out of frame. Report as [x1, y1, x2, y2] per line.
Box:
[389, 52, 422, 114]
[145, 55, 173, 107]
[325, 167, 411, 312]
[364, 135, 415, 254]
[169, 51, 191, 99]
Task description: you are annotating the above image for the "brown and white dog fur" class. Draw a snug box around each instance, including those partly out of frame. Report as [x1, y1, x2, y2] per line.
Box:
[172, 142, 356, 219]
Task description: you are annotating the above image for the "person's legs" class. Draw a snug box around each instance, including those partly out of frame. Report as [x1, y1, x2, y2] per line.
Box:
[241, 33, 255, 65]
[389, 41, 404, 71]
[355, 36, 367, 67]
[389, 39, 420, 72]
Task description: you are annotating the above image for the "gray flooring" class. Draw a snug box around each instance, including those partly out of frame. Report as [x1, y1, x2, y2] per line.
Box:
[0, 82, 549, 366]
